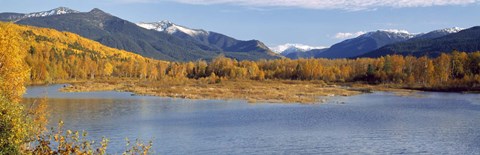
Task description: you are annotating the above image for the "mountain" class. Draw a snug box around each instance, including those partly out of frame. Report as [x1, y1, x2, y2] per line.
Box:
[269, 43, 327, 59]
[360, 26, 480, 58]
[316, 30, 416, 59]
[413, 27, 464, 40]
[2, 8, 219, 61]
[0, 7, 79, 21]
[137, 20, 209, 41]
[270, 43, 326, 55]
[0, 13, 24, 21]
[1, 7, 279, 61]
[278, 27, 463, 60]
[137, 20, 279, 60]
[284, 48, 329, 59]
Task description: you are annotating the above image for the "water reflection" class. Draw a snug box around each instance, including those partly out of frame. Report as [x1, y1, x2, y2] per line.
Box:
[23, 85, 480, 154]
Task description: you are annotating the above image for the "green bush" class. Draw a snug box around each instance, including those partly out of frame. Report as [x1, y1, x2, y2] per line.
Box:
[0, 96, 29, 154]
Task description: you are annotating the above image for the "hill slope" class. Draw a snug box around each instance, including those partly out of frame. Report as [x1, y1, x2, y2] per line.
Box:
[0, 22, 167, 83]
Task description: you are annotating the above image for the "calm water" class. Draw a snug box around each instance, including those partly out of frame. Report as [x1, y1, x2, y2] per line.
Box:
[23, 85, 480, 154]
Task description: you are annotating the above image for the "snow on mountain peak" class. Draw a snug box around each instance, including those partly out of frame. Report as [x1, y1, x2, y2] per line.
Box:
[379, 29, 411, 34]
[137, 20, 209, 37]
[271, 43, 327, 54]
[361, 29, 416, 39]
[137, 21, 169, 31]
[413, 27, 464, 39]
[25, 7, 79, 18]
[436, 27, 464, 34]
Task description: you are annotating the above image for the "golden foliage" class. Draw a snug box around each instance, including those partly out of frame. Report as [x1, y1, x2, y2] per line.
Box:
[0, 22, 168, 84]
[0, 23, 29, 103]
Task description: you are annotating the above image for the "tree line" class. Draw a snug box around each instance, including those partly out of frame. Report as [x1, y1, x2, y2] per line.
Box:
[27, 45, 480, 90]
[5, 22, 478, 90]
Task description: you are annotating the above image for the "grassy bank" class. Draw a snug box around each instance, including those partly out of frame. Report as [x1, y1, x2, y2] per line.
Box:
[37, 77, 473, 103]
[60, 78, 364, 103]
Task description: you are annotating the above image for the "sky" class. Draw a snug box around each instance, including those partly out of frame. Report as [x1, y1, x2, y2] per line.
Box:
[1, 0, 480, 47]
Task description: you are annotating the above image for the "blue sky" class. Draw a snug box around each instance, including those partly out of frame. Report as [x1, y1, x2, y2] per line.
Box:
[1, 0, 480, 47]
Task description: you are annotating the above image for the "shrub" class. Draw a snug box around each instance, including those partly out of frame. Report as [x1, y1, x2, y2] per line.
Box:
[0, 96, 29, 154]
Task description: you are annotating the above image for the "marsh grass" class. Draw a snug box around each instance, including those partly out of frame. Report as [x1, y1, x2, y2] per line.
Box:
[62, 78, 362, 103]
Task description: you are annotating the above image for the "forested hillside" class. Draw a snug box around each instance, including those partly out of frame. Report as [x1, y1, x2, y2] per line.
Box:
[0, 22, 169, 84]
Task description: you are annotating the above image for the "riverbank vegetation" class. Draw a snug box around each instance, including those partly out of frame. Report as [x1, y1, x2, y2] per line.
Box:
[62, 78, 362, 103]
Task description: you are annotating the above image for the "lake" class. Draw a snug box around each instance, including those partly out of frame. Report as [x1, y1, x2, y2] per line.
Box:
[23, 84, 480, 154]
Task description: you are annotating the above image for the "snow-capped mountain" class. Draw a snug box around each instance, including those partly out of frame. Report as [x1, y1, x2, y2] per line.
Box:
[361, 29, 417, 40]
[414, 27, 464, 40]
[137, 20, 279, 59]
[316, 29, 416, 59]
[270, 43, 327, 55]
[439, 27, 464, 34]
[0, 7, 79, 22]
[137, 20, 209, 37]
[361, 26, 476, 58]
[24, 7, 79, 18]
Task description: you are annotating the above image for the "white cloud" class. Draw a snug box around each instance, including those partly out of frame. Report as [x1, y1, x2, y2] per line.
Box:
[169, 0, 478, 10]
[334, 31, 366, 39]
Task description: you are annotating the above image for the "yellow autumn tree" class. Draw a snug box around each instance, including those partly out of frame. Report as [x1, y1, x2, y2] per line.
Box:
[103, 62, 114, 77]
[0, 23, 29, 103]
[0, 22, 30, 154]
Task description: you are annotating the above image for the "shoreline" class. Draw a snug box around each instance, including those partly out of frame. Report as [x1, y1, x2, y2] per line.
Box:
[28, 78, 477, 103]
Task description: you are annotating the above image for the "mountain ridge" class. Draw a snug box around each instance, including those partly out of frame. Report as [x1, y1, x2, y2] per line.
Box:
[0, 7, 280, 61]
[315, 30, 416, 59]
[137, 20, 279, 59]
[360, 26, 480, 58]
[0, 7, 79, 22]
